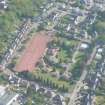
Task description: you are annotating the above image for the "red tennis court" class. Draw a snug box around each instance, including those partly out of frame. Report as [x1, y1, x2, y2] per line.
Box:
[15, 31, 51, 72]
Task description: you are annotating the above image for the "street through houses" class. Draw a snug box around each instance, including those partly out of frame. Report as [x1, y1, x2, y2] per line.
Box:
[68, 45, 98, 105]
[84, 48, 105, 105]
[0, 19, 34, 70]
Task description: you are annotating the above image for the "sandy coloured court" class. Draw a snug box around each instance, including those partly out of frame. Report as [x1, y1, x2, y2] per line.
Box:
[15, 31, 51, 72]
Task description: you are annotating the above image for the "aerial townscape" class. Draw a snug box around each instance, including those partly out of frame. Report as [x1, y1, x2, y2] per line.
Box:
[0, 0, 105, 105]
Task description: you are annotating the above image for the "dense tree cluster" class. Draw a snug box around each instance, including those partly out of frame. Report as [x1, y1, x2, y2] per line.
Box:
[0, 0, 44, 53]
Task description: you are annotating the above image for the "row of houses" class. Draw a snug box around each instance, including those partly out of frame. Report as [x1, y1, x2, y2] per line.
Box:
[0, 19, 32, 70]
[8, 74, 67, 105]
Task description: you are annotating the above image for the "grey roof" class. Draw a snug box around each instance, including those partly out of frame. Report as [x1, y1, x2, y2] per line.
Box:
[0, 91, 18, 105]
[0, 3, 4, 9]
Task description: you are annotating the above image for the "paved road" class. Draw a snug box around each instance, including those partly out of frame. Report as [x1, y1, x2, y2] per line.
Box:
[68, 46, 98, 105]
